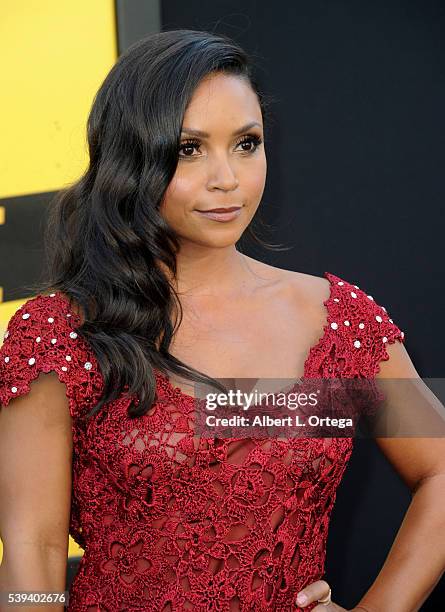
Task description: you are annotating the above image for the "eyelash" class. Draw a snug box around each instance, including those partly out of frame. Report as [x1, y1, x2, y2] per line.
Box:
[178, 134, 263, 159]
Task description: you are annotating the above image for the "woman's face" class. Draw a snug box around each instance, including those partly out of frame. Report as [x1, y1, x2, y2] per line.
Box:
[159, 72, 267, 248]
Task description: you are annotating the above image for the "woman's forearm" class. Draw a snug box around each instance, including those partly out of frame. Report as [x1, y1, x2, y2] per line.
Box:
[355, 473, 445, 612]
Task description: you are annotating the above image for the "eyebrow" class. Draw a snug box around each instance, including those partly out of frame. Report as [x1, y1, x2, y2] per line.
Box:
[181, 121, 262, 138]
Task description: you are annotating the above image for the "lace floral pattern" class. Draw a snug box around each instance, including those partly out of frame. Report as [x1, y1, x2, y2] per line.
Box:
[0, 272, 405, 611]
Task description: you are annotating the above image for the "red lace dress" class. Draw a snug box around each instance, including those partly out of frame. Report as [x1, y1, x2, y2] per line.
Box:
[0, 272, 405, 611]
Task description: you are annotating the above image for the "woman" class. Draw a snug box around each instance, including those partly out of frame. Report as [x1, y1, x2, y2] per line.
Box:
[0, 29, 444, 612]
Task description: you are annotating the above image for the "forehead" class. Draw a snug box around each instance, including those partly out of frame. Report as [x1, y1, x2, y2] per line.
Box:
[183, 73, 262, 129]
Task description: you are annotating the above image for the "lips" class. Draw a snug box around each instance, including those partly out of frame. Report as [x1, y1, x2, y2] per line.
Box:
[197, 206, 241, 213]
[195, 207, 243, 222]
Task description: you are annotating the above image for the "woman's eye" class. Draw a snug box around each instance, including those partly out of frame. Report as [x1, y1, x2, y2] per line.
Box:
[179, 140, 200, 157]
[178, 135, 263, 158]
[236, 134, 263, 153]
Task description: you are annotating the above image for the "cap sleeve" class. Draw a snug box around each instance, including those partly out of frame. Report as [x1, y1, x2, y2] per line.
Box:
[326, 273, 406, 377]
[0, 293, 102, 419]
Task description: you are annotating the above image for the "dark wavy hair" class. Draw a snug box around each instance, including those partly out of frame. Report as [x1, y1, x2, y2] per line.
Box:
[27, 29, 286, 419]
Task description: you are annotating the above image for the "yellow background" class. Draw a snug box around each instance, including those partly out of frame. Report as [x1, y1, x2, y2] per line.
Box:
[0, 0, 117, 561]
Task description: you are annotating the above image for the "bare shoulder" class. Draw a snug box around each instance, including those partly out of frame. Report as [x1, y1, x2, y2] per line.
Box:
[281, 268, 330, 304]
[278, 271, 331, 333]
[242, 255, 330, 307]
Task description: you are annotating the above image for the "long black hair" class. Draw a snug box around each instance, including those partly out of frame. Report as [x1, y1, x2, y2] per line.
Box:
[27, 29, 285, 419]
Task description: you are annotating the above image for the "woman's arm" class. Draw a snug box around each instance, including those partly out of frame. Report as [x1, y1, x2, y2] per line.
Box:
[0, 372, 73, 612]
[355, 342, 445, 612]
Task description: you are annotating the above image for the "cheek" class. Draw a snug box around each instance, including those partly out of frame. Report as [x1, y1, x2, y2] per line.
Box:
[160, 174, 198, 224]
[242, 156, 267, 199]
[167, 172, 200, 199]
[249, 168, 267, 199]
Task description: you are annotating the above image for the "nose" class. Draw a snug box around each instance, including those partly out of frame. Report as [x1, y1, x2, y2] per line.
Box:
[206, 156, 239, 191]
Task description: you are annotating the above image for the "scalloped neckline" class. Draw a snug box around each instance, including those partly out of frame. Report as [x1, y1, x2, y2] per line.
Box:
[48, 271, 339, 404]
